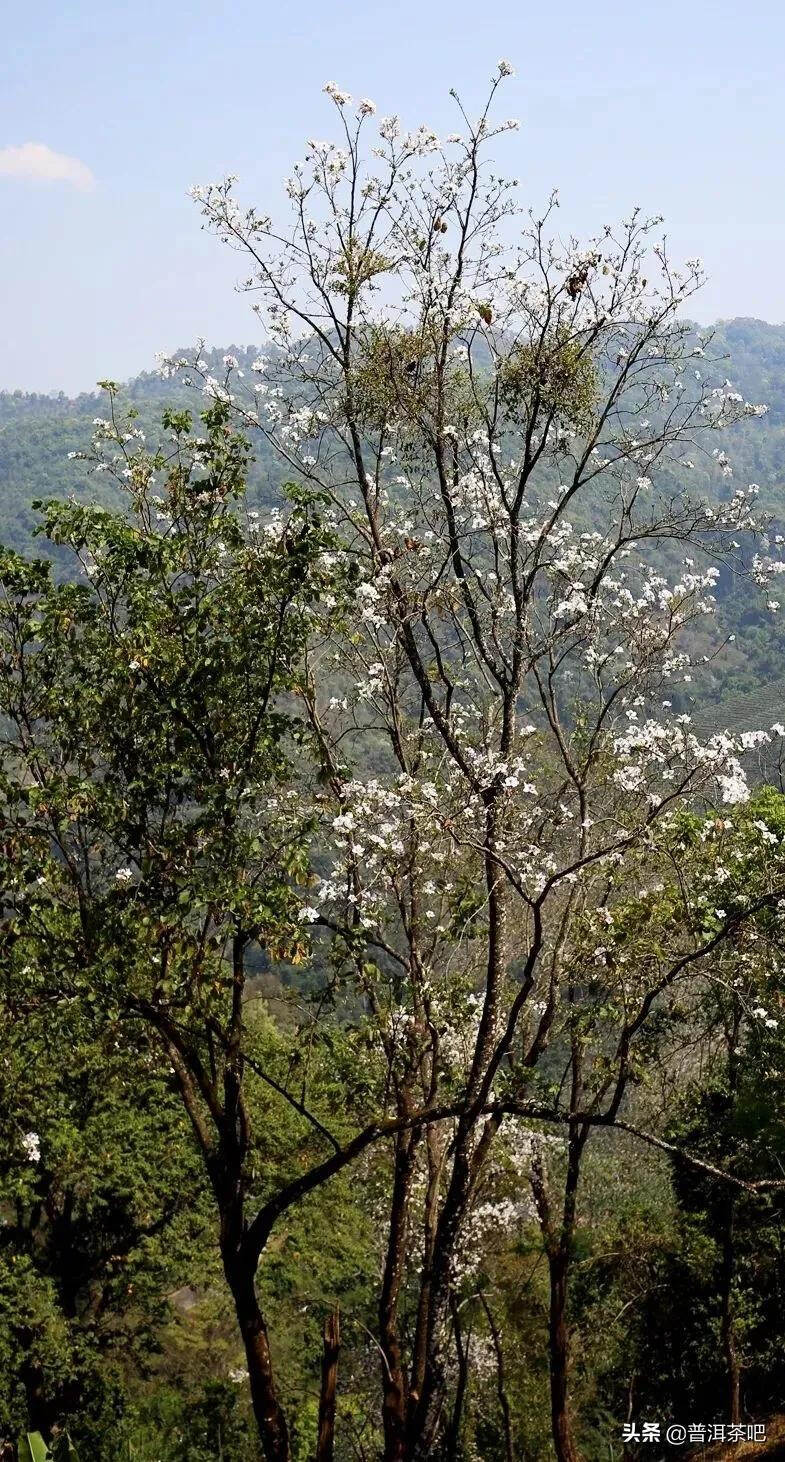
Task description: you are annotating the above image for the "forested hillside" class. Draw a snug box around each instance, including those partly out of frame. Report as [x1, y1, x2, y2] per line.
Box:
[3, 321, 785, 720]
[4, 320, 785, 556]
[0, 347, 287, 560]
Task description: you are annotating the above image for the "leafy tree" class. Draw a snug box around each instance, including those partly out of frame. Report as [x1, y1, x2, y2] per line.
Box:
[0, 996, 206, 1451]
[0, 393, 365, 1460]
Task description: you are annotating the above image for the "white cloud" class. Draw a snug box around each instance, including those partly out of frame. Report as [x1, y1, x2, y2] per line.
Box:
[0, 142, 95, 191]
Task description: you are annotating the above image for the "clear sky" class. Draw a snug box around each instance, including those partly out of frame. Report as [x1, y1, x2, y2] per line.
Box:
[1, 0, 783, 393]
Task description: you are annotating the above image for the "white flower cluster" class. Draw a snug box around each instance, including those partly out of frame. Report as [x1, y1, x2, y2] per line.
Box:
[323, 81, 352, 107]
[22, 1131, 41, 1164]
[612, 718, 752, 806]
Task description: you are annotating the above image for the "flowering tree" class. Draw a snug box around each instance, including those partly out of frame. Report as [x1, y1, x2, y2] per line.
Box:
[167, 63, 785, 1461]
[6, 66, 785, 1462]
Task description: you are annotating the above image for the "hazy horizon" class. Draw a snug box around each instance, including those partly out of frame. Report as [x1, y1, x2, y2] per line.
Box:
[2, 311, 784, 401]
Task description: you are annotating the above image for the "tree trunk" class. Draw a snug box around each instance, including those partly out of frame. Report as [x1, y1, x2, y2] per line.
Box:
[444, 1293, 469, 1462]
[408, 822, 509, 1457]
[380, 1131, 418, 1461]
[481, 1293, 514, 1462]
[316, 1308, 341, 1462]
[225, 1256, 291, 1462]
[406, 1153, 472, 1459]
[530, 1138, 584, 1462]
[548, 1252, 579, 1462]
[409, 1125, 443, 1410]
[720, 1007, 742, 1426]
[719, 1195, 741, 1424]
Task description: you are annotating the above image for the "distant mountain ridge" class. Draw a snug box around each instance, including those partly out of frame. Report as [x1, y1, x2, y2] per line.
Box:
[2, 323, 785, 719]
[0, 345, 266, 423]
[0, 345, 285, 560]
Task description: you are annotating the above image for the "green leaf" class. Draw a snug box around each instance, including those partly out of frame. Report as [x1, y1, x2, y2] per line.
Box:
[19, 1434, 52, 1462]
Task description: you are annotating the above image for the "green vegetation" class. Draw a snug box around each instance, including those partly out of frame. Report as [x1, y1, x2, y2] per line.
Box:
[4, 70, 785, 1462]
[0, 350, 286, 562]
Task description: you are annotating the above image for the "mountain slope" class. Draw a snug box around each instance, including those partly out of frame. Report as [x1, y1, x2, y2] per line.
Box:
[3, 324, 785, 718]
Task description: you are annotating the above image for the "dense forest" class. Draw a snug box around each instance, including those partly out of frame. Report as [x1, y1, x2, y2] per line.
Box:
[4, 69, 785, 1462]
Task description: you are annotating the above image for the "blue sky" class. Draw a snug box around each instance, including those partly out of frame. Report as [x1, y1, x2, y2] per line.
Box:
[1, 0, 783, 392]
